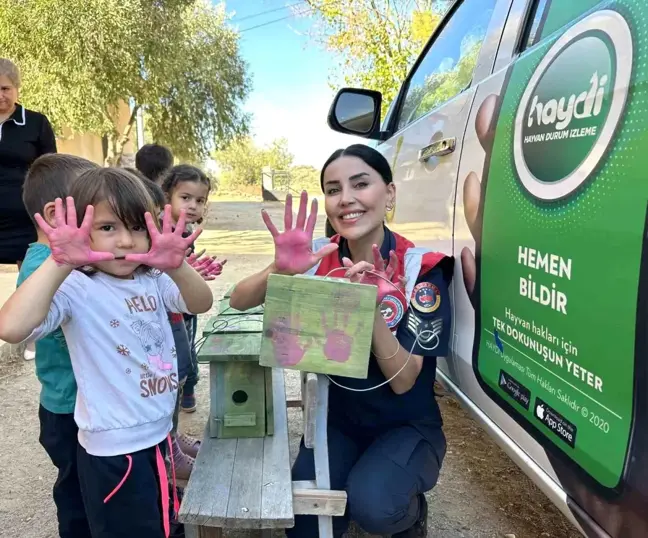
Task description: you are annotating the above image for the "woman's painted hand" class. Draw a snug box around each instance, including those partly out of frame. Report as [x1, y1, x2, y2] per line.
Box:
[262, 191, 338, 275]
[342, 245, 403, 304]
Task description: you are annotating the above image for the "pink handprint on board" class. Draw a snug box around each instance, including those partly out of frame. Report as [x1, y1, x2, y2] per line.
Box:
[267, 316, 310, 367]
[321, 310, 363, 363]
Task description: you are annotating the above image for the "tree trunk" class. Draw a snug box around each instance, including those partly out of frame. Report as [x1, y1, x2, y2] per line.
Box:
[104, 132, 118, 166]
[103, 104, 140, 167]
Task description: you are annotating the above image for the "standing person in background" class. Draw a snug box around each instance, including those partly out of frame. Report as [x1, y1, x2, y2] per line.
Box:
[0, 58, 57, 268]
[0, 58, 57, 361]
[136, 143, 174, 185]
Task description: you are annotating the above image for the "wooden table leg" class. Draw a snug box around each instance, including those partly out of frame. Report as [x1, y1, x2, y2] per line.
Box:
[185, 525, 223, 538]
[313, 375, 334, 538]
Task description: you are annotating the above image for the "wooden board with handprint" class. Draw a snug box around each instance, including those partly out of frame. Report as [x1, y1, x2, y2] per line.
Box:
[259, 274, 377, 379]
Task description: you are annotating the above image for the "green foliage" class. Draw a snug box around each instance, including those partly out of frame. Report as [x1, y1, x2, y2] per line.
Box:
[288, 165, 320, 193]
[0, 0, 250, 164]
[213, 137, 294, 188]
[303, 0, 447, 115]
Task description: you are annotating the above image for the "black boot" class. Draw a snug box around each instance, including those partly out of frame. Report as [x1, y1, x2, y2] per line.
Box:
[393, 494, 428, 537]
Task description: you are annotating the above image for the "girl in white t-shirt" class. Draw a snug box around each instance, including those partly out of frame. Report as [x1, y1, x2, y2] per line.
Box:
[0, 167, 213, 538]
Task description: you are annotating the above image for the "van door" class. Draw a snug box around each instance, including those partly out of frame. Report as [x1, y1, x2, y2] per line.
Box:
[376, 0, 511, 382]
[451, 0, 648, 535]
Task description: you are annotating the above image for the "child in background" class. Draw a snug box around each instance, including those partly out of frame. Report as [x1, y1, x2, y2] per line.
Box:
[162, 165, 225, 413]
[18, 153, 98, 538]
[126, 167, 199, 476]
[135, 143, 174, 185]
[0, 168, 213, 537]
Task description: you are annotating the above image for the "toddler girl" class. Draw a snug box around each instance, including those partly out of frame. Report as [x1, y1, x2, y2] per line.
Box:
[0, 168, 213, 537]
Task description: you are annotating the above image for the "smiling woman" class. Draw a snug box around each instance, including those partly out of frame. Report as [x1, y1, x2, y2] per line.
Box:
[230, 143, 455, 537]
[0, 58, 57, 266]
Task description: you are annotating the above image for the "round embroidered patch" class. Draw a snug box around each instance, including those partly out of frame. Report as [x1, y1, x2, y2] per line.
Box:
[380, 294, 404, 328]
[411, 282, 441, 313]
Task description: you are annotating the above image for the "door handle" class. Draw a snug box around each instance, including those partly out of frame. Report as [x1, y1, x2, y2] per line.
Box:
[418, 137, 456, 162]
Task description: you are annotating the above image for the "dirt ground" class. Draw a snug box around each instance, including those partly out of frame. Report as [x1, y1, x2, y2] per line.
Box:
[0, 200, 580, 537]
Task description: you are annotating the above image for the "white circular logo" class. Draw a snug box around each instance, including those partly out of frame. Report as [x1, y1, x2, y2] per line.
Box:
[513, 10, 633, 201]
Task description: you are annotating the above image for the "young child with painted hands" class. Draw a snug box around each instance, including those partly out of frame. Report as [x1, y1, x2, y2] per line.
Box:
[0, 168, 213, 538]
[162, 164, 221, 414]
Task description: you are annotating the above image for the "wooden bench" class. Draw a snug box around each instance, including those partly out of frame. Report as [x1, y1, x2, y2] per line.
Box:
[178, 293, 346, 537]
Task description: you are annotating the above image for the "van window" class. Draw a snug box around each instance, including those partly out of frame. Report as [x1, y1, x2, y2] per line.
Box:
[396, 0, 497, 131]
[520, 0, 551, 51]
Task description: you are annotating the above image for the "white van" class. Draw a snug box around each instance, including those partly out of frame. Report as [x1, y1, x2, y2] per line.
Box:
[326, 1, 648, 536]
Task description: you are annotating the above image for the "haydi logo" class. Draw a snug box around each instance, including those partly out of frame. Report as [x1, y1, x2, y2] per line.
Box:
[513, 11, 633, 201]
[526, 72, 608, 134]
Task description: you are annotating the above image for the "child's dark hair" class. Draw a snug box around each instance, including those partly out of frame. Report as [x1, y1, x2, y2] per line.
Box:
[135, 143, 173, 183]
[70, 168, 160, 275]
[123, 167, 166, 209]
[23, 154, 99, 224]
[71, 167, 159, 231]
[161, 164, 211, 197]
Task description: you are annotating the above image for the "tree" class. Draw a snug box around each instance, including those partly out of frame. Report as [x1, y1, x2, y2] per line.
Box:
[213, 137, 294, 188]
[301, 0, 448, 115]
[289, 165, 320, 193]
[0, 0, 250, 165]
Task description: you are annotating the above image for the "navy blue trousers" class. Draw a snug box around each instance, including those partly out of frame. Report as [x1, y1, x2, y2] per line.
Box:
[183, 314, 199, 395]
[38, 405, 92, 538]
[287, 423, 446, 538]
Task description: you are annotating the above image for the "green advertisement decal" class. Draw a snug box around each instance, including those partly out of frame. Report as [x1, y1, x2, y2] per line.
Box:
[477, 4, 646, 489]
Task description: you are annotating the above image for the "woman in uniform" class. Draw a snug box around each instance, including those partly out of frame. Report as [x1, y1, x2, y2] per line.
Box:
[230, 144, 453, 538]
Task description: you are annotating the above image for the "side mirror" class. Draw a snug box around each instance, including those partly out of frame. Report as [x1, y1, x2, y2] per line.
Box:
[327, 88, 383, 139]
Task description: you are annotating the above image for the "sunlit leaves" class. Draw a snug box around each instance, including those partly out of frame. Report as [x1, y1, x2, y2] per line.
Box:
[0, 0, 250, 163]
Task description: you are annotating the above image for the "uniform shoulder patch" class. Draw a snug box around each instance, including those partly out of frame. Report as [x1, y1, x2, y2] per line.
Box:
[411, 281, 441, 313]
[380, 294, 405, 329]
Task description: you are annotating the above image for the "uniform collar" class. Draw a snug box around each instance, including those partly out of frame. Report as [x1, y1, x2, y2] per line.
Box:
[337, 224, 396, 263]
[6, 104, 25, 126]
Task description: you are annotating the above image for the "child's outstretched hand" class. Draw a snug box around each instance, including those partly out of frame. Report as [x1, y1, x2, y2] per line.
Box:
[34, 197, 115, 267]
[262, 191, 338, 275]
[125, 206, 202, 271]
[187, 251, 227, 281]
[342, 245, 403, 305]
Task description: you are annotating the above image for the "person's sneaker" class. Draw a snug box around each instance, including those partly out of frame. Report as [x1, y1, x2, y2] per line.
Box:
[171, 436, 195, 485]
[181, 392, 196, 413]
[177, 433, 201, 459]
[393, 494, 428, 537]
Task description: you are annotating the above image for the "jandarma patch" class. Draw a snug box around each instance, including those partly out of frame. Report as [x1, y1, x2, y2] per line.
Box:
[411, 282, 441, 313]
[380, 294, 405, 328]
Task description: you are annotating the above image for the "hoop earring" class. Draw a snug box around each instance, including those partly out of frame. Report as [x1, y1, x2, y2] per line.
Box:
[386, 201, 396, 223]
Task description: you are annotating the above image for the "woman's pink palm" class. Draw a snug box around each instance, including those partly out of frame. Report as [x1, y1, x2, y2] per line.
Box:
[262, 191, 337, 275]
[34, 197, 114, 267]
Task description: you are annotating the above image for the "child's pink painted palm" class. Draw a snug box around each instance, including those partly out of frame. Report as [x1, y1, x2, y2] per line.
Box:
[187, 252, 227, 281]
[34, 197, 114, 267]
[262, 191, 338, 275]
[125, 207, 202, 271]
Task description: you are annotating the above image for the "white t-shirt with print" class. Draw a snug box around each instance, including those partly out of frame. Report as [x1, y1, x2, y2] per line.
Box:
[25, 269, 189, 457]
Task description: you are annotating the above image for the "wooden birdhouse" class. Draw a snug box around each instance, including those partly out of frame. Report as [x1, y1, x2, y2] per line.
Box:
[259, 274, 377, 379]
[198, 288, 273, 439]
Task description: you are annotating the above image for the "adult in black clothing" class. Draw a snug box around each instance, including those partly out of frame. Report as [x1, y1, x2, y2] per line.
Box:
[0, 58, 57, 266]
